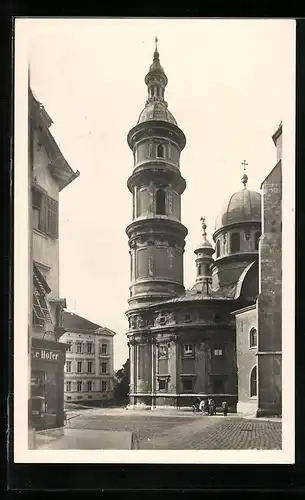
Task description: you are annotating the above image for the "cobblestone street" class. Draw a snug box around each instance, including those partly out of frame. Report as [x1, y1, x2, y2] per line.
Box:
[65, 409, 282, 450]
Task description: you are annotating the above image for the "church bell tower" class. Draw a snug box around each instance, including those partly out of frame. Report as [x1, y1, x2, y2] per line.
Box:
[126, 39, 188, 310]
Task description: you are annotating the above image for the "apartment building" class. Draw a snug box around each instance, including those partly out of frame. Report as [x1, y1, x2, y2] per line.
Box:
[61, 311, 116, 403]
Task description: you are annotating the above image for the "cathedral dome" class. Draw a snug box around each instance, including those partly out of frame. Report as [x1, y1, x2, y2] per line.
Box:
[214, 187, 261, 234]
[137, 101, 177, 125]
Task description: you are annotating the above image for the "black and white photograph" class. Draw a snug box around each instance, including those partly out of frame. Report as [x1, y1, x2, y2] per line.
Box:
[14, 18, 295, 463]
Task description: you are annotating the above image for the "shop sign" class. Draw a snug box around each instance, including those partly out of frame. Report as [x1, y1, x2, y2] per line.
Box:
[31, 347, 62, 362]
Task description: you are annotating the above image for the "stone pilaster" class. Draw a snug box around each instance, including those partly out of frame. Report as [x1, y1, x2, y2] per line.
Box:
[194, 341, 208, 393]
[168, 334, 179, 393]
[136, 338, 152, 393]
[128, 341, 135, 394]
[151, 338, 156, 407]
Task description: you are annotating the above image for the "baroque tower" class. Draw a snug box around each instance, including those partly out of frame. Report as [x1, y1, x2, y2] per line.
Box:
[126, 39, 188, 310]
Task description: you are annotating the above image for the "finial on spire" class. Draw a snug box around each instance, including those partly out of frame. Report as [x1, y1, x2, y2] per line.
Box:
[200, 216, 207, 235]
[241, 160, 248, 188]
[154, 36, 159, 59]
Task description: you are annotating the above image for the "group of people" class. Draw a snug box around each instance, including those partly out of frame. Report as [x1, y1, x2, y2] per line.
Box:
[193, 398, 228, 416]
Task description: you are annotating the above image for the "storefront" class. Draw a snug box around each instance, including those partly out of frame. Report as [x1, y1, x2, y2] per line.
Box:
[31, 337, 68, 430]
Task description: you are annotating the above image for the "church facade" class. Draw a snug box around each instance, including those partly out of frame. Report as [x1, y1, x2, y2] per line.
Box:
[125, 41, 282, 416]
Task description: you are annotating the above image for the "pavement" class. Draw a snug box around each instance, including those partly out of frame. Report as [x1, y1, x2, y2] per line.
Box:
[35, 427, 137, 450]
[34, 407, 282, 450]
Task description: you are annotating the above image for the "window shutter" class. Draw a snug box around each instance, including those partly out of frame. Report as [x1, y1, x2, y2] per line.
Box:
[40, 194, 47, 233]
[46, 196, 59, 238]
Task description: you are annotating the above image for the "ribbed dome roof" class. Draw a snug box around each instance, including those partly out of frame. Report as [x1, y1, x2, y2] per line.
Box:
[137, 101, 177, 125]
[214, 188, 261, 233]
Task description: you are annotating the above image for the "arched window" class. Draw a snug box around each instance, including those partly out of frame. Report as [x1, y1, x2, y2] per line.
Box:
[216, 240, 220, 258]
[250, 365, 257, 397]
[230, 232, 240, 253]
[156, 189, 166, 215]
[255, 231, 261, 251]
[157, 144, 165, 158]
[249, 327, 257, 348]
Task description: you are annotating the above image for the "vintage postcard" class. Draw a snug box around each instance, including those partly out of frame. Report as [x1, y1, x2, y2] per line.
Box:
[14, 18, 295, 464]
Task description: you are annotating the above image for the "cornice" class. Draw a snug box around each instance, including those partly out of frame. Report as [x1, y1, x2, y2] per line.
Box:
[126, 217, 188, 239]
[213, 220, 261, 241]
[127, 121, 186, 151]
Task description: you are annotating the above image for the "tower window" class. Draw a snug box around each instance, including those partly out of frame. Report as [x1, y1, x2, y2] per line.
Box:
[216, 240, 220, 258]
[255, 231, 261, 251]
[198, 264, 202, 275]
[250, 365, 257, 398]
[157, 144, 165, 158]
[230, 232, 240, 253]
[156, 189, 166, 215]
[249, 327, 257, 348]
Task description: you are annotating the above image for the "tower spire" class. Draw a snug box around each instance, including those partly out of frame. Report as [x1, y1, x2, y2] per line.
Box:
[194, 217, 214, 288]
[241, 160, 248, 188]
[154, 36, 158, 54]
[144, 37, 168, 105]
[200, 216, 207, 237]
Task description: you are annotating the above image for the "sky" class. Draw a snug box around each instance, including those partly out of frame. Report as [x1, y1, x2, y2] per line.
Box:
[24, 18, 295, 370]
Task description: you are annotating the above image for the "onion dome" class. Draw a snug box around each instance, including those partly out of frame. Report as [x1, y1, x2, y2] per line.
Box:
[214, 169, 261, 236]
[137, 37, 177, 126]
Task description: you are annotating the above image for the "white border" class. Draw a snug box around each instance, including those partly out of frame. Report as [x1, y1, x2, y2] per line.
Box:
[13, 18, 295, 464]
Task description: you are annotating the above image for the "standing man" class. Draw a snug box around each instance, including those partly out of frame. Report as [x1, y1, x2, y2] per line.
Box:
[222, 400, 228, 416]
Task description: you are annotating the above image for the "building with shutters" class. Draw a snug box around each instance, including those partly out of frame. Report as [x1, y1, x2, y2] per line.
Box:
[60, 312, 116, 404]
[125, 40, 282, 416]
[29, 87, 80, 431]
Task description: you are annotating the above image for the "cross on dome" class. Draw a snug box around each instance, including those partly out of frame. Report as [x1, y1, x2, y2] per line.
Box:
[200, 216, 207, 235]
[241, 160, 249, 188]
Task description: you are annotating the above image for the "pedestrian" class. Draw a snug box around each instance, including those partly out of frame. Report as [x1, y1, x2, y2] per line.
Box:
[221, 400, 228, 416]
[212, 399, 217, 415]
[208, 398, 213, 416]
[199, 399, 205, 414]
